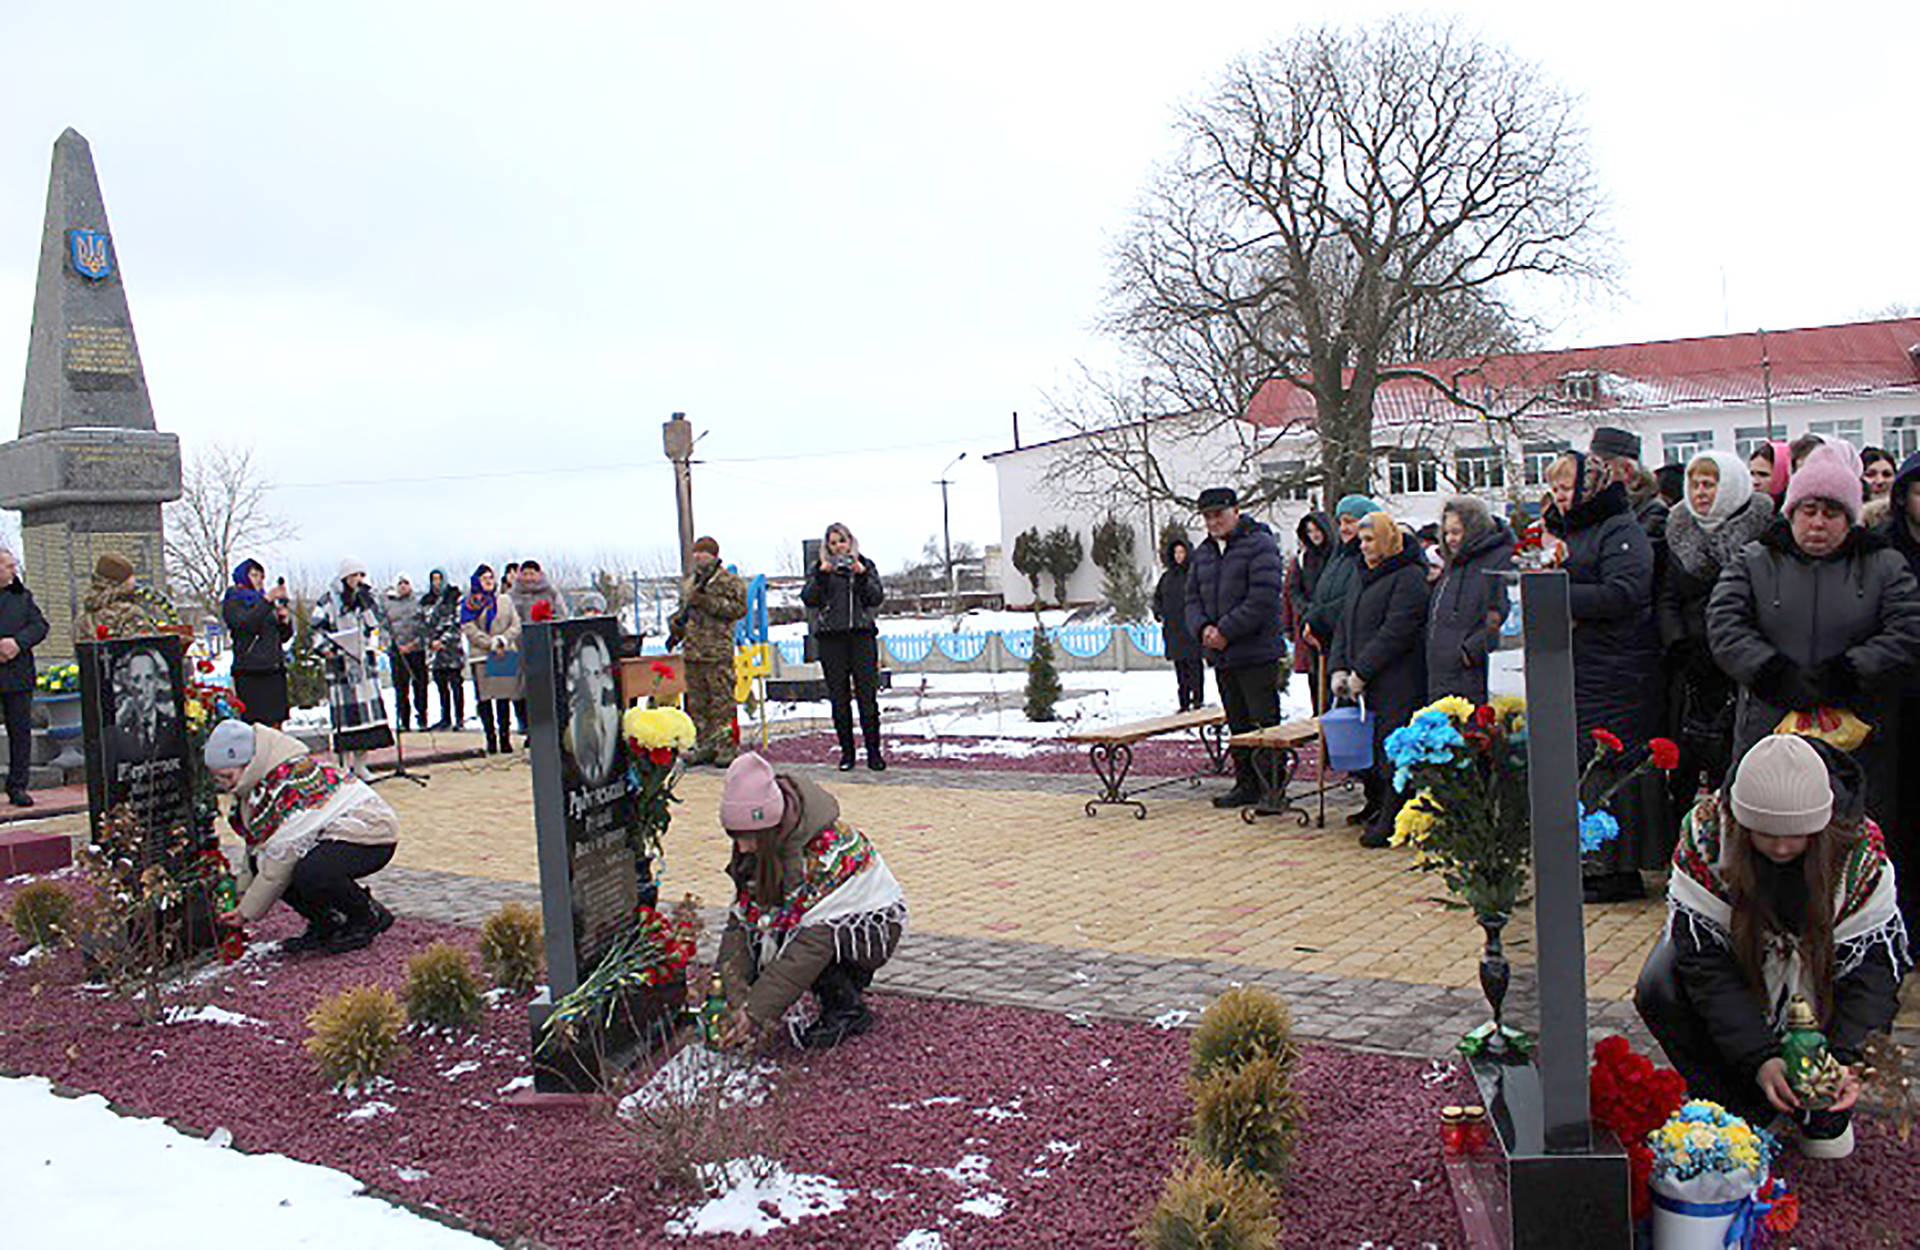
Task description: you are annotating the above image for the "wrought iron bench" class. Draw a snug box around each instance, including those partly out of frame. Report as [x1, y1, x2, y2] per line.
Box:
[1065, 707, 1229, 818]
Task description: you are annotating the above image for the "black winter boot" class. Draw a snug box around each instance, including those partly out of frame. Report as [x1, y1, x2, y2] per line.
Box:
[800, 963, 874, 1048]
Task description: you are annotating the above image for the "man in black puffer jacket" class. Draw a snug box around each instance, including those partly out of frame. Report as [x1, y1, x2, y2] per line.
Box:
[1184, 487, 1285, 808]
[0, 547, 50, 807]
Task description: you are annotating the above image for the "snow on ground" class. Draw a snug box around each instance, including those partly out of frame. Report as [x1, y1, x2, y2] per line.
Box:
[0, 1075, 493, 1248]
[618, 1044, 779, 1114]
[662, 1156, 852, 1237]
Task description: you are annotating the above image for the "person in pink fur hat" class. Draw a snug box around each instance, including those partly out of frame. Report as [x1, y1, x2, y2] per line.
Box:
[1708, 440, 1920, 835]
[713, 753, 907, 1049]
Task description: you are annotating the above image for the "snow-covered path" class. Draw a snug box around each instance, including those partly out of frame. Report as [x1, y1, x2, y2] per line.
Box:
[0, 1075, 492, 1248]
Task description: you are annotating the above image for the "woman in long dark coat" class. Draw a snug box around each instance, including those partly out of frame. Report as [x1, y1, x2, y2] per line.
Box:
[1329, 512, 1429, 849]
[1152, 536, 1204, 711]
[1425, 496, 1513, 705]
[222, 559, 293, 728]
[1284, 512, 1334, 711]
[1543, 452, 1662, 902]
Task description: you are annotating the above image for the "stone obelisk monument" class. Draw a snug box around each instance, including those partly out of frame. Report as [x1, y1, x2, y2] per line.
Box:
[0, 129, 181, 661]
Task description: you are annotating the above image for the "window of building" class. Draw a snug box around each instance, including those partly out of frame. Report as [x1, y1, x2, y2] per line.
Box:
[1257, 459, 1315, 502]
[1884, 415, 1920, 461]
[1384, 450, 1439, 495]
[1662, 430, 1716, 467]
[1807, 418, 1864, 448]
[1560, 373, 1599, 403]
[1522, 440, 1571, 486]
[1733, 425, 1775, 460]
[1452, 446, 1507, 491]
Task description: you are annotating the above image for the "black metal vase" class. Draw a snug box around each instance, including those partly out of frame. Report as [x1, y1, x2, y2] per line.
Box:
[1477, 909, 1514, 1060]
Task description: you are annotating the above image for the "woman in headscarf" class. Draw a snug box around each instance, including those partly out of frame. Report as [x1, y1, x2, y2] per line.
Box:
[420, 569, 465, 731]
[1328, 511, 1429, 848]
[1660, 451, 1774, 847]
[1544, 451, 1663, 902]
[1153, 534, 1203, 711]
[1634, 735, 1908, 1159]
[1425, 496, 1514, 706]
[222, 559, 292, 728]
[459, 565, 522, 754]
[309, 557, 394, 780]
[1749, 440, 1792, 509]
[1284, 512, 1335, 711]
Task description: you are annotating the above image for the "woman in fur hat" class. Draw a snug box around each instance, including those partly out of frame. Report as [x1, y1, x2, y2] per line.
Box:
[713, 753, 907, 1049]
[310, 556, 395, 779]
[1635, 734, 1908, 1159]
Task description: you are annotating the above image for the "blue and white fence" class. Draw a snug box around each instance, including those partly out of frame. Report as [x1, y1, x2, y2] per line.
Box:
[773, 623, 1176, 675]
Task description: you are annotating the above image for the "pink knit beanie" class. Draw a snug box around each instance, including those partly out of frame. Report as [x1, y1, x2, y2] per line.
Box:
[1783, 442, 1865, 525]
[719, 753, 784, 832]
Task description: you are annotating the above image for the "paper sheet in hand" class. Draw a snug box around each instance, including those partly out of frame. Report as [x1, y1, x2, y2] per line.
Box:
[327, 628, 365, 657]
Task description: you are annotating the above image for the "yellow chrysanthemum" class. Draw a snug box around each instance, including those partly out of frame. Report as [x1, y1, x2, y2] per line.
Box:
[622, 705, 697, 749]
[1686, 1125, 1718, 1151]
[1391, 792, 1441, 847]
[1425, 696, 1475, 722]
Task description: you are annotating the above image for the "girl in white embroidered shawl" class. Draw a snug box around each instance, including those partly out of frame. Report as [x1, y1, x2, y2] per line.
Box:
[1635, 734, 1908, 1160]
[713, 753, 906, 1050]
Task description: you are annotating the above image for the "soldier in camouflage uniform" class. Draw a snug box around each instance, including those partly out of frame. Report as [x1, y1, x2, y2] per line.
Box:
[670, 536, 748, 766]
[74, 552, 183, 641]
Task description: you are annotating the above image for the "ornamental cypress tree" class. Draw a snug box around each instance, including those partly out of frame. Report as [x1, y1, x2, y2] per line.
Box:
[1025, 616, 1062, 721]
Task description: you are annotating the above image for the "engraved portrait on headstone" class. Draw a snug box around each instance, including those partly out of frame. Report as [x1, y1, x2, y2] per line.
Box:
[77, 633, 193, 851]
[565, 629, 621, 788]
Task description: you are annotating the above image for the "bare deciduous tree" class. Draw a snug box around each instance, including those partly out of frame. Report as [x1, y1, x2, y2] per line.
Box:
[1061, 16, 1609, 507]
[164, 443, 298, 621]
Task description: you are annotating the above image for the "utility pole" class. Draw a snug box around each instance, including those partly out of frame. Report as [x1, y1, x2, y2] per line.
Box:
[662, 412, 696, 578]
[1140, 378, 1156, 549]
[1758, 328, 1776, 441]
[937, 452, 967, 611]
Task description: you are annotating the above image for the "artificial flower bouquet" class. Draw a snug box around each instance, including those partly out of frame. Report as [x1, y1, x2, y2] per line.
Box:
[34, 662, 80, 694]
[622, 704, 698, 873]
[1385, 695, 1534, 916]
[1589, 1035, 1688, 1220]
[1647, 1100, 1797, 1248]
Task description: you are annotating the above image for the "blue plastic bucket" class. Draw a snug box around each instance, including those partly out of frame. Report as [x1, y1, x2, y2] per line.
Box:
[1319, 703, 1375, 773]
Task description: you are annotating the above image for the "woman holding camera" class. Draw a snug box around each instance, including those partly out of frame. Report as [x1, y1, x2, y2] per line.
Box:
[802, 522, 887, 772]
[223, 559, 293, 728]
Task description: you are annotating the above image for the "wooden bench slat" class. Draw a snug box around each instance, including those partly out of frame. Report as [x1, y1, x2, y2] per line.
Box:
[1227, 719, 1321, 749]
[1066, 706, 1226, 745]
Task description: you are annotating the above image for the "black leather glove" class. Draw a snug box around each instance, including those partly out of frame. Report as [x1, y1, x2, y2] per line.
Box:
[1753, 654, 1822, 711]
[1814, 655, 1860, 703]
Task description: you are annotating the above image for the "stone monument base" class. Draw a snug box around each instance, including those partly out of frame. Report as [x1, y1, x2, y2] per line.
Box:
[527, 977, 687, 1094]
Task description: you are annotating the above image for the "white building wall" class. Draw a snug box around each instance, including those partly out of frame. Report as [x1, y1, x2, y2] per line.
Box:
[992, 390, 1920, 590]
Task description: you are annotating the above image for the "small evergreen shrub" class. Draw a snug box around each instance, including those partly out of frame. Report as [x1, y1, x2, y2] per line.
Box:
[478, 902, 545, 993]
[305, 985, 407, 1088]
[7, 881, 74, 947]
[404, 941, 484, 1031]
[1188, 1055, 1304, 1182]
[1189, 987, 1299, 1086]
[1134, 1155, 1278, 1250]
[1025, 618, 1063, 722]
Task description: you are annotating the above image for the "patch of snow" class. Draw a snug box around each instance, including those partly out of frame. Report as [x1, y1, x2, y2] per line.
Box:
[207, 1127, 233, 1148]
[0, 1075, 491, 1246]
[662, 1157, 850, 1237]
[162, 1004, 264, 1028]
[886, 1094, 963, 1111]
[1151, 1009, 1192, 1029]
[495, 1075, 534, 1096]
[956, 1192, 1009, 1218]
[394, 1166, 431, 1182]
[9, 944, 49, 966]
[971, 1099, 1026, 1123]
[897, 1232, 946, 1250]
[620, 1045, 777, 1114]
[341, 1101, 395, 1122]
[482, 988, 512, 1007]
[440, 1061, 482, 1080]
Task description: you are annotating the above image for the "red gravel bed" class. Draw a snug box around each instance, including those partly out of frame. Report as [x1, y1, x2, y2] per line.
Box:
[3, 879, 1904, 1247]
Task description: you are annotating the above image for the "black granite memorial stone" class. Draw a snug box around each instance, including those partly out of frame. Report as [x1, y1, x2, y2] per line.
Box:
[77, 634, 194, 853]
[523, 618, 682, 1092]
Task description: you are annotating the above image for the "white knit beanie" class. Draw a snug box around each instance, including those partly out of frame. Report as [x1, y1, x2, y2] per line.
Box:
[203, 719, 256, 771]
[1729, 734, 1832, 836]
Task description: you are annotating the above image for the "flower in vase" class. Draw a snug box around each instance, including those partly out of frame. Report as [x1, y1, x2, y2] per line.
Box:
[1425, 695, 1476, 723]
[1391, 792, 1440, 847]
[1577, 803, 1621, 853]
[623, 705, 697, 750]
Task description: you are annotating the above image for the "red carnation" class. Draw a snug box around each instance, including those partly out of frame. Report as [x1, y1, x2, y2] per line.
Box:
[95, 625, 111, 640]
[1594, 1034, 1632, 1064]
[529, 600, 553, 622]
[651, 660, 675, 678]
[649, 746, 672, 766]
[1648, 738, 1680, 770]
[196, 659, 213, 673]
[1763, 1190, 1800, 1232]
[1591, 728, 1623, 753]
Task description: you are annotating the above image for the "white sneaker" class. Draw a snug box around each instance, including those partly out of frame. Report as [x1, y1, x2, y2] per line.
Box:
[1797, 1121, 1854, 1160]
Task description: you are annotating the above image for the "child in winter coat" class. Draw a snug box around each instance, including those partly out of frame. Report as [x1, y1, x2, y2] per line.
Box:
[714, 754, 907, 1050]
[205, 719, 400, 955]
[1635, 734, 1908, 1160]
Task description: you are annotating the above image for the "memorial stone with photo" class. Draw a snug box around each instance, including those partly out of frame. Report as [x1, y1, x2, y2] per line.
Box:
[77, 633, 195, 859]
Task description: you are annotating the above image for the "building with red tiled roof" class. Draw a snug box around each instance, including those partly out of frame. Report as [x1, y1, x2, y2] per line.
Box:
[986, 318, 1920, 607]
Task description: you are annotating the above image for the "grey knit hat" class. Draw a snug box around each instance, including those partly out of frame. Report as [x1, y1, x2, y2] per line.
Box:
[1729, 734, 1832, 836]
[204, 719, 256, 771]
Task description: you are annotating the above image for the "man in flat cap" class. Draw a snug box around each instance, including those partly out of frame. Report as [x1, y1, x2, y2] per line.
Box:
[1184, 487, 1286, 808]
[1590, 426, 1669, 560]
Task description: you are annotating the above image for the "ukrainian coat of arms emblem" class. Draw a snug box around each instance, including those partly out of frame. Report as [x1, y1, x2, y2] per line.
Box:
[67, 229, 114, 280]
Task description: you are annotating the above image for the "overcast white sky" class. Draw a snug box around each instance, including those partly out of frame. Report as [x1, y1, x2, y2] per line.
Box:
[2, 1, 1915, 587]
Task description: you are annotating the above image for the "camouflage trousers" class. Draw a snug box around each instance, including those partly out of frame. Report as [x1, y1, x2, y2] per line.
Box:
[684, 659, 737, 761]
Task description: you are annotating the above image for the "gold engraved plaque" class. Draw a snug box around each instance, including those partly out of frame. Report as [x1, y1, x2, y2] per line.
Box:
[64, 324, 139, 376]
